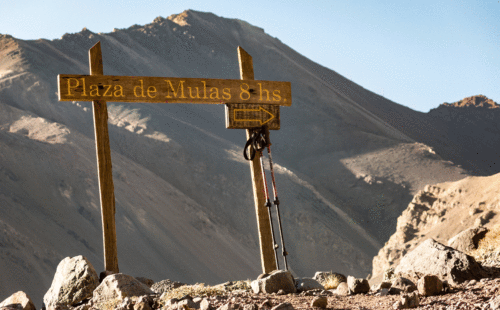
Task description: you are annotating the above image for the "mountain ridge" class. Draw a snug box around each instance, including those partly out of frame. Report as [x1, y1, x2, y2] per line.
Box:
[0, 9, 482, 307]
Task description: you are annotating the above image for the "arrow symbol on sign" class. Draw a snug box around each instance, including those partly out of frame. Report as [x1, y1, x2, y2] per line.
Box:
[234, 106, 275, 125]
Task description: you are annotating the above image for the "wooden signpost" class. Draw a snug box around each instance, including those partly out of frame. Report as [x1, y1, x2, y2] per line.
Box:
[58, 42, 291, 274]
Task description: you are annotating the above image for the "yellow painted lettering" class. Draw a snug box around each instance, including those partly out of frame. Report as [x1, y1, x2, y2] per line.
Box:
[258, 83, 270, 101]
[67, 78, 79, 96]
[209, 87, 220, 99]
[202, 81, 208, 99]
[134, 79, 145, 97]
[165, 80, 187, 98]
[222, 88, 231, 100]
[103, 85, 113, 97]
[147, 86, 157, 98]
[90, 84, 100, 96]
[114, 85, 124, 97]
[188, 86, 202, 99]
[81, 78, 87, 96]
[240, 83, 250, 101]
[273, 89, 281, 101]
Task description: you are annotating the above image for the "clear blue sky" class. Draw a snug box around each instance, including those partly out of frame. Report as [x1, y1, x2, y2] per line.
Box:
[1, 1, 498, 112]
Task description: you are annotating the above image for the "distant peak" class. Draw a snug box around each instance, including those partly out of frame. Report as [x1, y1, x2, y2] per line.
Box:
[167, 10, 192, 26]
[441, 95, 499, 109]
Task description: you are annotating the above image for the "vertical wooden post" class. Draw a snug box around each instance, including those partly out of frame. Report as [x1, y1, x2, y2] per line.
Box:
[89, 42, 119, 273]
[238, 46, 278, 274]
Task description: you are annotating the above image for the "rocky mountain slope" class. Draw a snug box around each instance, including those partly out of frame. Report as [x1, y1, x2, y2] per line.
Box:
[0, 9, 481, 305]
[371, 171, 500, 284]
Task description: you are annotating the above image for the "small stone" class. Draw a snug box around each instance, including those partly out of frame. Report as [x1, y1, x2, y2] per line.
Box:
[242, 304, 257, 310]
[271, 302, 294, 310]
[334, 282, 350, 296]
[295, 278, 324, 292]
[134, 301, 152, 310]
[346, 276, 369, 294]
[402, 291, 419, 308]
[377, 288, 389, 296]
[276, 289, 286, 295]
[200, 298, 211, 310]
[310, 296, 327, 308]
[417, 275, 443, 296]
[260, 299, 272, 310]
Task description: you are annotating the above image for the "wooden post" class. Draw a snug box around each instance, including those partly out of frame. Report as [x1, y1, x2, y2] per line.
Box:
[238, 46, 278, 274]
[89, 42, 119, 273]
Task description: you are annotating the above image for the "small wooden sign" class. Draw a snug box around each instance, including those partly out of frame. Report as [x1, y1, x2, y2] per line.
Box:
[58, 75, 291, 106]
[225, 104, 280, 130]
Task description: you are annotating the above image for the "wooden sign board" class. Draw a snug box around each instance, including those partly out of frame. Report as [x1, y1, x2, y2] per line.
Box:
[58, 74, 291, 106]
[225, 104, 280, 130]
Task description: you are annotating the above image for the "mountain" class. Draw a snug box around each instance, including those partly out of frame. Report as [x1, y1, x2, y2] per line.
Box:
[0, 9, 473, 305]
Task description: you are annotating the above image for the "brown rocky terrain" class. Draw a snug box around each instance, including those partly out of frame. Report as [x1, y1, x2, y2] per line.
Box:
[371, 172, 500, 285]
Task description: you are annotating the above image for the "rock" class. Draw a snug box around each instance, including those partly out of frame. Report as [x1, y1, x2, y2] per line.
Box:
[490, 295, 500, 310]
[135, 277, 154, 288]
[91, 273, 154, 306]
[151, 279, 185, 294]
[310, 296, 327, 308]
[251, 270, 296, 294]
[242, 304, 257, 310]
[448, 226, 488, 253]
[0, 291, 36, 310]
[217, 303, 238, 310]
[259, 299, 272, 309]
[43, 255, 99, 308]
[346, 276, 369, 294]
[401, 292, 419, 308]
[271, 302, 294, 310]
[417, 274, 443, 296]
[394, 238, 484, 285]
[134, 300, 152, 310]
[257, 273, 270, 280]
[371, 281, 392, 291]
[377, 288, 389, 296]
[177, 298, 198, 309]
[334, 282, 350, 296]
[114, 297, 133, 310]
[392, 292, 419, 309]
[295, 278, 324, 292]
[200, 298, 211, 310]
[383, 267, 395, 281]
[390, 277, 416, 294]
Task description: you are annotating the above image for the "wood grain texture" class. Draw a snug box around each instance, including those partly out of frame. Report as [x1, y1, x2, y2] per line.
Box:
[90, 41, 119, 273]
[225, 103, 280, 130]
[57, 74, 291, 106]
[238, 46, 278, 273]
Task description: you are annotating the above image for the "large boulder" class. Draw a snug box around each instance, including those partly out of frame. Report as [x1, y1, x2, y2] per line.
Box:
[91, 273, 154, 307]
[43, 256, 99, 308]
[448, 226, 488, 253]
[394, 238, 484, 285]
[0, 291, 36, 310]
[251, 270, 296, 294]
[295, 278, 324, 292]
